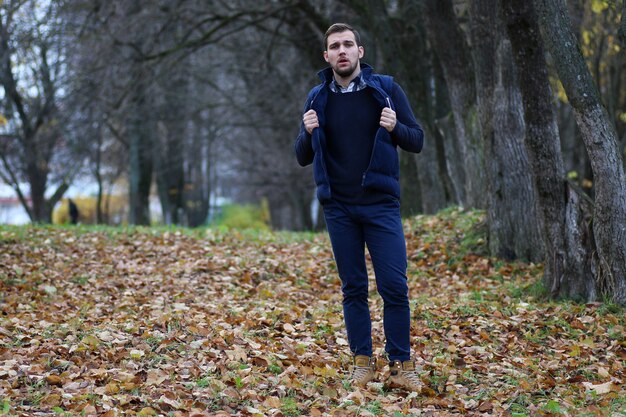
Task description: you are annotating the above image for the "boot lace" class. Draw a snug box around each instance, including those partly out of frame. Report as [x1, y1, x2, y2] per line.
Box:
[352, 365, 372, 382]
[402, 369, 422, 387]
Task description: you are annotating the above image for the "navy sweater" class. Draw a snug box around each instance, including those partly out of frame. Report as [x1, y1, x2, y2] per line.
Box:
[325, 88, 385, 204]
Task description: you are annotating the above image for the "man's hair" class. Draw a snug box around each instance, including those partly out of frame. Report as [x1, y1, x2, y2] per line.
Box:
[323, 23, 361, 50]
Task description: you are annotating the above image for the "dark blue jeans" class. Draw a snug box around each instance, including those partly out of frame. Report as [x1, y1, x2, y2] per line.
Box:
[323, 199, 410, 362]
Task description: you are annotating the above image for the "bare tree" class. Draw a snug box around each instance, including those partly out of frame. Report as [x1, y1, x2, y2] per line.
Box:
[535, 0, 626, 304]
[0, 0, 74, 222]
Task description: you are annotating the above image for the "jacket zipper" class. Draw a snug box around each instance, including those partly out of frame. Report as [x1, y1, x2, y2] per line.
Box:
[363, 88, 393, 186]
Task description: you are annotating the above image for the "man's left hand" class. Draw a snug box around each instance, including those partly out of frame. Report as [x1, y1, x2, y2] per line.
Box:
[380, 107, 396, 132]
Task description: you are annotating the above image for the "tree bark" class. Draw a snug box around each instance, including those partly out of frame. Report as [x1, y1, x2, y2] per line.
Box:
[469, 0, 543, 261]
[503, 0, 596, 300]
[535, 0, 626, 304]
[432, 55, 460, 205]
[128, 75, 153, 226]
[421, 0, 485, 209]
[399, 153, 423, 216]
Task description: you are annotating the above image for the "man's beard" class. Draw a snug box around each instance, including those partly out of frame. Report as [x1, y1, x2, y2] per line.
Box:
[333, 60, 358, 77]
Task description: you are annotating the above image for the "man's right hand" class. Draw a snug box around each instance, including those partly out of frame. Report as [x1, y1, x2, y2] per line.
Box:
[303, 109, 319, 134]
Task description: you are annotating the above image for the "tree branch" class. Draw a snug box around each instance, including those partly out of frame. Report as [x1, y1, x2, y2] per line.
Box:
[142, 3, 300, 61]
[0, 151, 33, 220]
[0, 18, 33, 140]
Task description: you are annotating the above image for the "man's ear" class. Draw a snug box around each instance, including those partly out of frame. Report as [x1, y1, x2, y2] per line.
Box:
[358, 46, 364, 59]
[323, 51, 329, 63]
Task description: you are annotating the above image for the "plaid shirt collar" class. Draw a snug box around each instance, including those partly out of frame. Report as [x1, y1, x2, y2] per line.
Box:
[329, 73, 367, 93]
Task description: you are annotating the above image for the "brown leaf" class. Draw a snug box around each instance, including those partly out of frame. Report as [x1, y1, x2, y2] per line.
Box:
[477, 401, 493, 412]
[146, 369, 169, 385]
[45, 374, 63, 386]
[41, 394, 62, 406]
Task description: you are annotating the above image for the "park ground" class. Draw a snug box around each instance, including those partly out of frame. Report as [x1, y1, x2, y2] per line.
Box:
[0, 208, 625, 416]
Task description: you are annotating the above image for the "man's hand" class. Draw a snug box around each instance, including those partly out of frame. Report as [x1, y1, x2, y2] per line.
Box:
[303, 109, 319, 134]
[380, 107, 396, 132]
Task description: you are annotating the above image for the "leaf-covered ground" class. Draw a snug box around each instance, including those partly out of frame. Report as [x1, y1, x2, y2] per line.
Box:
[0, 208, 625, 417]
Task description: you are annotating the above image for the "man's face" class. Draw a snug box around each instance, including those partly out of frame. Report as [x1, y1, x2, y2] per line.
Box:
[324, 31, 364, 79]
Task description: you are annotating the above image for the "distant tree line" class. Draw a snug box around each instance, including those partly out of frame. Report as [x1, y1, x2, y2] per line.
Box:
[1, 0, 625, 304]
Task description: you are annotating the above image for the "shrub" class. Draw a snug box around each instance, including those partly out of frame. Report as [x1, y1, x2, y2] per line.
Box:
[216, 202, 270, 230]
[53, 195, 128, 225]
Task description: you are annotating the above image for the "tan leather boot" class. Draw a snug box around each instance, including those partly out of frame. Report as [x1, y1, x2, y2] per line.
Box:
[351, 355, 376, 387]
[387, 359, 423, 392]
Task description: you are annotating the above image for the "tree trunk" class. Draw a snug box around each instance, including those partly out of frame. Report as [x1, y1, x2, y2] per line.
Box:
[341, 0, 451, 213]
[432, 55, 460, 205]
[414, 125, 447, 214]
[399, 152, 423, 217]
[503, 0, 596, 300]
[468, 0, 543, 261]
[185, 118, 210, 228]
[154, 118, 185, 226]
[94, 126, 105, 224]
[535, 0, 626, 304]
[421, 0, 485, 209]
[128, 81, 153, 226]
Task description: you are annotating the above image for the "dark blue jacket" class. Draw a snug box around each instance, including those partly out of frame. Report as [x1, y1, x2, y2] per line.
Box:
[295, 63, 424, 203]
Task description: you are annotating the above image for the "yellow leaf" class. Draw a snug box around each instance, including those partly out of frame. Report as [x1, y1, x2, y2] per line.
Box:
[41, 394, 62, 406]
[313, 365, 338, 378]
[555, 79, 569, 103]
[322, 387, 338, 398]
[105, 382, 120, 394]
[81, 335, 100, 349]
[581, 337, 595, 348]
[0, 114, 7, 126]
[137, 407, 158, 417]
[619, 113, 626, 123]
[591, 0, 609, 13]
[130, 349, 144, 360]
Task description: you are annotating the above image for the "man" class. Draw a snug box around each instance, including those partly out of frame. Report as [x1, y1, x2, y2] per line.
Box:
[68, 198, 79, 225]
[294, 23, 424, 391]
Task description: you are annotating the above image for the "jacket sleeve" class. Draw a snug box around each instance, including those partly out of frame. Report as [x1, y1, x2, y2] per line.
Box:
[389, 83, 424, 153]
[294, 95, 315, 167]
